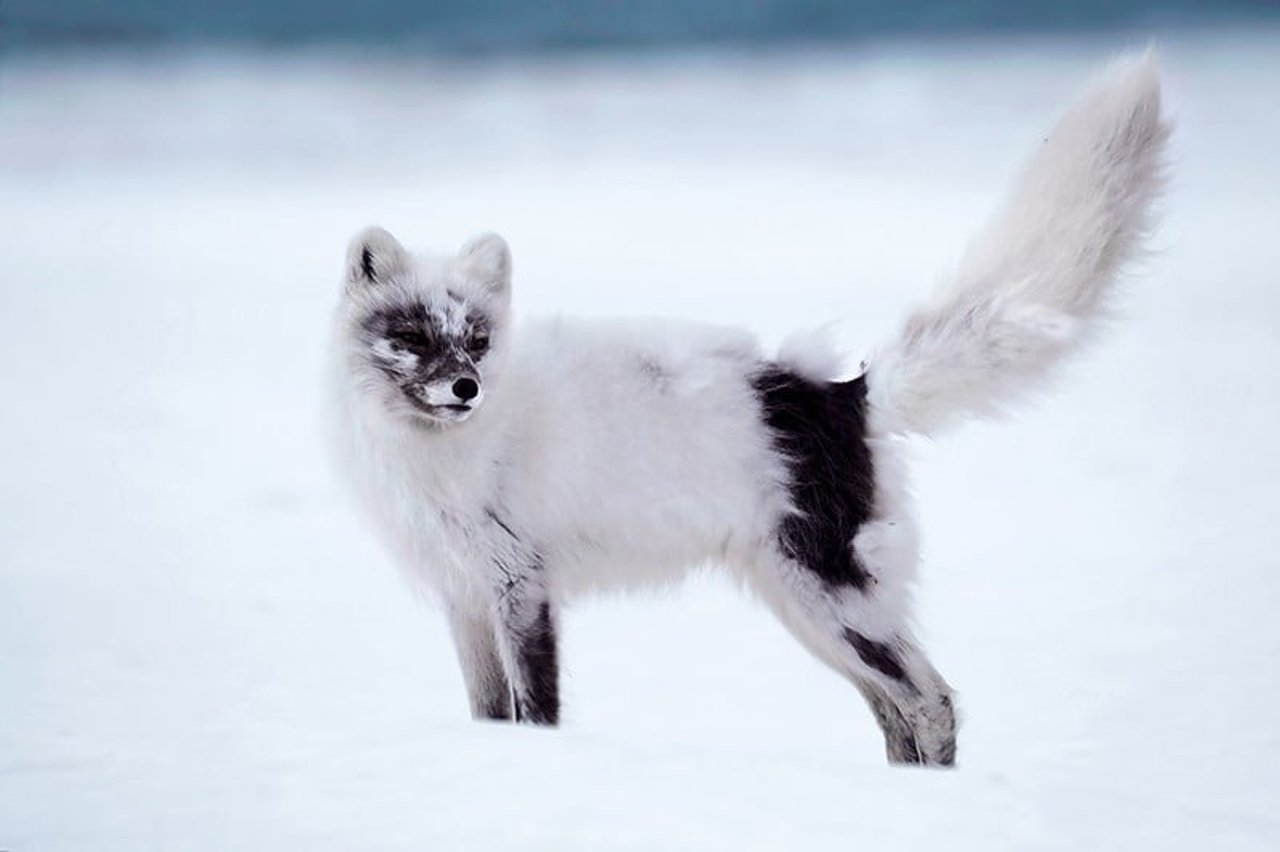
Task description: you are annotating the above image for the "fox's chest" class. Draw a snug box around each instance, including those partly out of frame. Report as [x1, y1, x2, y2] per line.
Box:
[380, 490, 501, 604]
[344, 431, 498, 597]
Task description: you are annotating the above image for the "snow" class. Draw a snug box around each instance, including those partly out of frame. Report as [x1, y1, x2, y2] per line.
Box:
[3, 31, 1279, 850]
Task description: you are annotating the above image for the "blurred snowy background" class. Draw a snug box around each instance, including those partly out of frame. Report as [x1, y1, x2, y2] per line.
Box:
[2, 2, 1279, 850]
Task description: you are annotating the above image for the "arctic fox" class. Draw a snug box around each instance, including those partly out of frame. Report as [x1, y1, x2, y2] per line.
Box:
[329, 54, 1168, 766]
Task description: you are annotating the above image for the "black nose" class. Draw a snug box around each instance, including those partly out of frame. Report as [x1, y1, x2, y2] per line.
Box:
[452, 377, 479, 401]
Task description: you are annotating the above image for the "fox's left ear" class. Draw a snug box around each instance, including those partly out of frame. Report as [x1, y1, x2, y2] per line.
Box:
[459, 232, 511, 300]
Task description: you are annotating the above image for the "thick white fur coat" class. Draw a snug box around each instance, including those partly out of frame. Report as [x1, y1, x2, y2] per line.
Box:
[327, 54, 1168, 763]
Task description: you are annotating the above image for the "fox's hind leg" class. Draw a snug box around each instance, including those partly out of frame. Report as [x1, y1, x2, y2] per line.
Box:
[853, 677, 924, 764]
[749, 366, 955, 763]
[748, 548, 956, 766]
[853, 632, 955, 766]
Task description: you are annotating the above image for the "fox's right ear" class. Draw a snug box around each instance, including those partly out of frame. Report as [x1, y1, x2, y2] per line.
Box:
[346, 226, 408, 289]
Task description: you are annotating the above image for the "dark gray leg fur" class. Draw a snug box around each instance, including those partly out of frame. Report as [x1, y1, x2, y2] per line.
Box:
[494, 581, 560, 726]
[854, 677, 923, 764]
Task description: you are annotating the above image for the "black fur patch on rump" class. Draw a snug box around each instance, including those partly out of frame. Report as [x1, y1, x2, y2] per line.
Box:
[752, 366, 876, 590]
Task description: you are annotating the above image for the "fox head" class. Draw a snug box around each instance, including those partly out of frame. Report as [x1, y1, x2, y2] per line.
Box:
[338, 226, 512, 428]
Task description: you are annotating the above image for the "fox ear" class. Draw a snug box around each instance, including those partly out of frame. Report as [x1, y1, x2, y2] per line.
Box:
[347, 226, 408, 289]
[459, 232, 511, 299]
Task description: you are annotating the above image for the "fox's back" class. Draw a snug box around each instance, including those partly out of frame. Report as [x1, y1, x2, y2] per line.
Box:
[498, 317, 791, 594]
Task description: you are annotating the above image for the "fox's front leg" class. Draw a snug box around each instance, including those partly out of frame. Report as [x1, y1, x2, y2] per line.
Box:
[445, 603, 513, 721]
[492, 573, 560, 726]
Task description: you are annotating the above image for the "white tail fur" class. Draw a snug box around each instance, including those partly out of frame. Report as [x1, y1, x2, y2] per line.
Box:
[866, 51, 1170, 438]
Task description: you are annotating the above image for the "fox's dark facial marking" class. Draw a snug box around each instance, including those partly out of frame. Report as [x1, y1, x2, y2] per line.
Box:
[364, 302, 434, 339]
[362, 303, 445, 364]
[360, 300, 495, 422]
[752, 367, 876, 590]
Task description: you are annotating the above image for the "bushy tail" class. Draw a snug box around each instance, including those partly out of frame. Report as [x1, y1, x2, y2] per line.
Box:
[866, 51, 1170, 438]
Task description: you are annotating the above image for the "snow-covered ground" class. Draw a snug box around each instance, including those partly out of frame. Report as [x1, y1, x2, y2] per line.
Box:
[3, 31, 1279, 850]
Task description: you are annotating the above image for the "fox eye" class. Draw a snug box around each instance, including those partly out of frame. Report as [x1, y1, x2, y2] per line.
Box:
[467, 333, 490, 355]
[394, 330, 429, 349]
